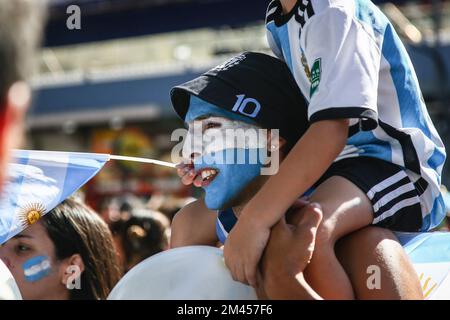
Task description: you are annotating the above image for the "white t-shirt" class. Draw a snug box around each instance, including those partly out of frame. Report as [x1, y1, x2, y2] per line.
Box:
[0, 259, 22, 300]
[266, 0, 446, 230]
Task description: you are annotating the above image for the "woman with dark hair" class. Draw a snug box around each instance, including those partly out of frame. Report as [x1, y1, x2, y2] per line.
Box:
[111, 208, 170, 272]
[0, 198, 122, 300]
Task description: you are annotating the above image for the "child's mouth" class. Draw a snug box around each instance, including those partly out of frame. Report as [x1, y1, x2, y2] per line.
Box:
[194, 168, 219, 187]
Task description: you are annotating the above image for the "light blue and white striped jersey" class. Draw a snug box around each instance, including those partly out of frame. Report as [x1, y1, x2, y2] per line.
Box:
[266, 0, 446, 230]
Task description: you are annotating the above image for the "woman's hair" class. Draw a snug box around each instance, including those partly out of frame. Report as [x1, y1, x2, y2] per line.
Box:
[42, 198, 122, 300]
[110, 209, 170, 271]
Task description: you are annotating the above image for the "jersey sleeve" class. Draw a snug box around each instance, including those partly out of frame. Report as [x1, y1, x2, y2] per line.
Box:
[303, 6, 380, 131]
[266, 27, 284, 61]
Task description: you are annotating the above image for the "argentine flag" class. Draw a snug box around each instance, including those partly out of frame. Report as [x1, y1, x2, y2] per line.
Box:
[396, 231, 450, 299]
[0, 150, 109, 244]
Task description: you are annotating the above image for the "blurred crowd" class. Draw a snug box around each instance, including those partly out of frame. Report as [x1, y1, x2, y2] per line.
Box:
[98, 193, 195, 272]
[0, 0, 200, 300]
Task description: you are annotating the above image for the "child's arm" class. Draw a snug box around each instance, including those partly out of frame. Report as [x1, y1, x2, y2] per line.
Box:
[170, 198, 219, 248]
[245, 118, 349, 227]
[224, 118, 349, 286]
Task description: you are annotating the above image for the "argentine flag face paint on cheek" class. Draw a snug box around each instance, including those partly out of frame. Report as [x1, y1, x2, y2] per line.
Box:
[22, 255, 52, 282]
[184, 96, 268, 210]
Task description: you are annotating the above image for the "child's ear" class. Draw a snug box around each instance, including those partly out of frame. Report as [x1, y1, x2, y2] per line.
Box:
[60, 254, 85, 287]
[267, 130, 287, 151]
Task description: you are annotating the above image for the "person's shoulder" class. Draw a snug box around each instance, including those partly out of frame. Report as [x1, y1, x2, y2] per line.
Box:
[173, 198, 215, 223]
[171, 199, 218, 247]
[178, 198, 209, 213]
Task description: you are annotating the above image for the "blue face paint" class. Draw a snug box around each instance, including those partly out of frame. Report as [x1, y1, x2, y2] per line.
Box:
[185, 96, 256, 125]
[185, 96, 267, 210]
[22, 255, 51, 282]
[194, 149, 266, 210]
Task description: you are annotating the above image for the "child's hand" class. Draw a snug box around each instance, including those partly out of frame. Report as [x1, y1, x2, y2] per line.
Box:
[262, 202, 322, 281]
[223, 197, 310, 288]
[256, 202, 323, 300]
[176, 162, 205, 187]
[176, 162, 195, 185]
[223, 215, 271, 287]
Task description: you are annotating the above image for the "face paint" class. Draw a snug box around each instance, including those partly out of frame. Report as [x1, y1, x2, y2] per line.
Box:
[194, 149, 267, 210]
[22, 255, 51, 282]
[182, 116, 267, 161]
[184, 96, 269, 210]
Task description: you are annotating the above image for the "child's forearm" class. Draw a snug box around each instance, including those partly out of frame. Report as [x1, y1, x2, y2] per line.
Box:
[241, 119, 349, 227]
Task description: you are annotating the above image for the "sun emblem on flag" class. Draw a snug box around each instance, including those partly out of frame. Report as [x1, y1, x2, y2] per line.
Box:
[18, 202, 46, 228]
[419, 272, 438, 299]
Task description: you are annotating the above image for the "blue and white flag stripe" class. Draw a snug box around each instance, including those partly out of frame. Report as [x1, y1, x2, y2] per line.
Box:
[396, 231, 450, 299]
[0, 150, 110, 244]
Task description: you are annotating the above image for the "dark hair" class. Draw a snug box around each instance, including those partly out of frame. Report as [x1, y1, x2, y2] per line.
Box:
[111, 209, 170, 271]
[0, 0, 46, 106]
[42, 198, 122, 300]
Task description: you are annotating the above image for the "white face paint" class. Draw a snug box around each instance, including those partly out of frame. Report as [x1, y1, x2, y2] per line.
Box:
[182, 116, 267, 162]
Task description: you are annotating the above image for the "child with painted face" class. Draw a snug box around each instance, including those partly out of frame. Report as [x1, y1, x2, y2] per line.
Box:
[171, 51, 309, 241]
[0, 198, 122, 300]
[171, 51, 428, 299]
[181, 97, 280, 212]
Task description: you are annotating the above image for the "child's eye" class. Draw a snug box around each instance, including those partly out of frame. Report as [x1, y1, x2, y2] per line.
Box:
[204, 122, 221, 130]
[15, 244, 30, 253]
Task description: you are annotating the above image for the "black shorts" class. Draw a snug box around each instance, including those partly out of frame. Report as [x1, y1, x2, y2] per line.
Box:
[315, 156, 425, 232]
